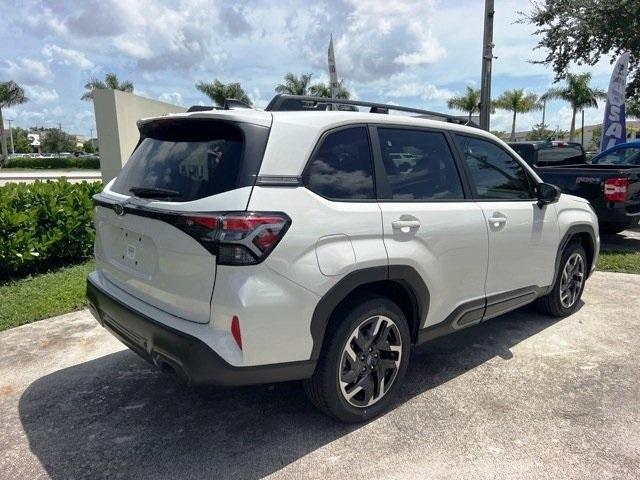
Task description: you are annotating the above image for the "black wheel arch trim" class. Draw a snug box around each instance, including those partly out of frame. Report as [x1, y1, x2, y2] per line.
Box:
[548, 224, 597, 294]
[309, 265, 429, 361]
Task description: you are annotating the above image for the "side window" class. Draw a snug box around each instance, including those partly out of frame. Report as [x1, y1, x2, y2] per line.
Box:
[454, 135, 534, 200]
[593, 147, 640, 165]
[377, 128, 464, 200]
[304, 127, 375, 200]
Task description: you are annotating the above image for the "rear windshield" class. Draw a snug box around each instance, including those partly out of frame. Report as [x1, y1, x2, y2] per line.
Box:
[537, 145, 585, 166]
[510, 145, 535, 165]
[112, 119, 268, 201]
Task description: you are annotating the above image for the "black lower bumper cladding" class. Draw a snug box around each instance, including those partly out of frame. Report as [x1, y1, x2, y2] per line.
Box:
[86, 278, 315, 386]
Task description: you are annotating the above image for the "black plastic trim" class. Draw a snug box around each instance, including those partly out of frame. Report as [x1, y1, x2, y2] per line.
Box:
[417, 285, 547, 344]
[87, 277, 316, 386]
[309, 265, 429, 360]
[548, 224, 598, 292]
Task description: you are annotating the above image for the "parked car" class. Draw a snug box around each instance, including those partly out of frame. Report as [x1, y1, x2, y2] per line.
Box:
[509, 140, 640, 233]
[87, 95, 599, 422]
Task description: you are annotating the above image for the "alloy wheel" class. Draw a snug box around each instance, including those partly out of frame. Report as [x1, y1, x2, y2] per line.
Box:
[559, 252, 585, 308]
[338, 315, 402, 408]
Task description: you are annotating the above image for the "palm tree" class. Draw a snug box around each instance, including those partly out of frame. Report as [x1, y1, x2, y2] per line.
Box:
[275, 73, 314, 96]
[447, 87, 481, 124]
[494, 89, 542, 141]
[541, 73, 606, 141]
[195, 80, 252, 107]
[81, 73, 134, 101]
[0, 81, 28, 165]
[308, 80, 351, 99]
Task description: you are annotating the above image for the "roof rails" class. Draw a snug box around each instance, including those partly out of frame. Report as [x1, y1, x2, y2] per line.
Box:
[264, 94, 475, 126]
[186, 98, 253, 113]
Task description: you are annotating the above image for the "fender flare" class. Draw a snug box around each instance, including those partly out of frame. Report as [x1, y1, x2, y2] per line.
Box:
[308, 265, 430, 360]
[548, 223, 598, 294]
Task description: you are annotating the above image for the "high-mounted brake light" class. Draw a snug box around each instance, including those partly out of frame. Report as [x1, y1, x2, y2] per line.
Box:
[172, 212, 290, 265]
[604, 177, 629, 203]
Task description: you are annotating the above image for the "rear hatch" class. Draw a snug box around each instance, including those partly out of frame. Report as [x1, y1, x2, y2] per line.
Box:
[94, 115, 271, 323]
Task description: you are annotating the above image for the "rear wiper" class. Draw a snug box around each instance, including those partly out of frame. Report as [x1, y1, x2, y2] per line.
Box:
[129, 186, 182, 199]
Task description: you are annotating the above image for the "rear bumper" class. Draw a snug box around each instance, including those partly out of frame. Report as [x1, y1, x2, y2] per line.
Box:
[593, 203, 640, 227]
[86, 276, 315, 386]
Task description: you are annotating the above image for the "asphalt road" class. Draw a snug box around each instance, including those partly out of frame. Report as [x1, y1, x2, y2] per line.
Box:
[1, 271, 639, 479]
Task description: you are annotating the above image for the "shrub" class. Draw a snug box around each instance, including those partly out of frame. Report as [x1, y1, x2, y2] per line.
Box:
[0, 180, 103, 280]
[4, 156, 100, 169]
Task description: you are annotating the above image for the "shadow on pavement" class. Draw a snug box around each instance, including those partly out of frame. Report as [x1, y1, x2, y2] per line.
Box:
[19, 307, 566, 479]
[600, 229, 640, 252]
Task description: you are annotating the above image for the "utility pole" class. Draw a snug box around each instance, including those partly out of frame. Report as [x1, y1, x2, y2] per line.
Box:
[541, 98, 546, 125]
[581, 109, 585, 147]
[7, 119, 15, 154]
[479, 0, 495, 131]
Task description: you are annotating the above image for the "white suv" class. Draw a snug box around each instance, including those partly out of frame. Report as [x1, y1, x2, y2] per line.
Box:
[87, 95, 599, 422]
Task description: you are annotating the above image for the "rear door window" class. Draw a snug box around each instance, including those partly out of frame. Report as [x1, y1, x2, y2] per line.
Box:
[376, 128, 464, 200]
[112, 119, 268, 201]
[303, 127, 375, 200]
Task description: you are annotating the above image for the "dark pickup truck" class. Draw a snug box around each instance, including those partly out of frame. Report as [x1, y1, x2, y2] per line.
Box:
[509, 141, 640, 233]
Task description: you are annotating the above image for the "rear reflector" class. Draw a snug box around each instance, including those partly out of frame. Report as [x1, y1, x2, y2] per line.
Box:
[231, 316, 242, 350]
[604, 177, 629, 202]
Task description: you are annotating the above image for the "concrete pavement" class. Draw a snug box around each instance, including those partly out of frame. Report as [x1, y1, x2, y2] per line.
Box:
[0, 271, 639, 479]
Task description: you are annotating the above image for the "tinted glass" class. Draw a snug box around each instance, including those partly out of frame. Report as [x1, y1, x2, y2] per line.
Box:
[112, 119, 263, 202]
[509, 144, 535, 165]
[592, 147, 640, 165]
[537, 144, 585, 165]
[377, 128, 463, 200]
[304, 127, 375, 199]
[455, 135, 533, 200]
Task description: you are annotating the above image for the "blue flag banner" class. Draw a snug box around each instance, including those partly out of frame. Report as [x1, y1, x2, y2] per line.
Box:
[601, 52, 630, 152]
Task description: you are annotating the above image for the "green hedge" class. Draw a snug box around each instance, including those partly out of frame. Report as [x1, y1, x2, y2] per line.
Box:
[0, 180, 103, 280]
[4, 156, 100, 169]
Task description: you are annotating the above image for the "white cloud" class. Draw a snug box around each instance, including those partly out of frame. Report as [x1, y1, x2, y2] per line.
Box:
[26, 86, 59, 103]
[42, 44, 94, 70]
[0, 58, 50, 85]
[386, 82, 453, 101]
[158, 92, 184, 106]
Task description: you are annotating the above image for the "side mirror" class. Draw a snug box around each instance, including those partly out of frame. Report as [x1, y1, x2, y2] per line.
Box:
[536, 182, 561, 207]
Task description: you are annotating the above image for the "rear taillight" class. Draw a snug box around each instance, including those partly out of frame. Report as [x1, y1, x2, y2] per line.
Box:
[173, 212, 290, 265]
[603, 177, 629, 203]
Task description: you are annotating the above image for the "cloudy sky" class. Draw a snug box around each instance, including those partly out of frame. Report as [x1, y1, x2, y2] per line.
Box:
[0, 0, 621, 137]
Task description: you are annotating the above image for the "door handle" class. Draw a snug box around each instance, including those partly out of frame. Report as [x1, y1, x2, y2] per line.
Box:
[392, 220, 421, 230]
[488, 216, 507, 228]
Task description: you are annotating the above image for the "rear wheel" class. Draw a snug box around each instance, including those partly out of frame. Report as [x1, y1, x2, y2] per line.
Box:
[535, 242, 587, 317]
[304, 297, 410, 423]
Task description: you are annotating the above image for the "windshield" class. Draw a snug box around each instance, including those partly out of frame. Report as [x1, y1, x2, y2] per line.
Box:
[592, 147, 640, 166]
[111, 119, 265, 202]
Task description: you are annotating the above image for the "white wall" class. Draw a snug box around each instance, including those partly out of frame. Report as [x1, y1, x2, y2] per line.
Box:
[93, 90, 186, 182]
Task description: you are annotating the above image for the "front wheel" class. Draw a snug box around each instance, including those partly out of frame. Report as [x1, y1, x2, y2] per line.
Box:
[534, 242, 587, 317]
[303, 297, 410, 423]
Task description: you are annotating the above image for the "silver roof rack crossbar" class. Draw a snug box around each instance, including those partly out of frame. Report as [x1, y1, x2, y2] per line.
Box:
[264, 94, 475, 126]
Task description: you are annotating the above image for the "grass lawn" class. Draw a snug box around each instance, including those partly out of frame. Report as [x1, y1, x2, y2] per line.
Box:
[597, 250, 640, 274]
[0, 260, 94, 332]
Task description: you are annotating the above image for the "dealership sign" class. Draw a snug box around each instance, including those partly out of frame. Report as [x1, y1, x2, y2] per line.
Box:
[600, 52, 630, 152]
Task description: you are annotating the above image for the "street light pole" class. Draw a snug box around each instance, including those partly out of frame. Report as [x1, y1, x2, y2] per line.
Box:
[7, 119, 15, 155]
[479, 0, 495, 131]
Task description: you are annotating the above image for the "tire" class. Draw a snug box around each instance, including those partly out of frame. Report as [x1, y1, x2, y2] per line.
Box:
[303, 296, 411, 423]
[534, 242, 587, 317]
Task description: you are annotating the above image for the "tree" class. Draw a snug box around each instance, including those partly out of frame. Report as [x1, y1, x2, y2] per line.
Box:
[541, 73, 606, 141]
[308, 80, 351, 99]
[12, 126, 33, 153]
[523, 1, 640, 100]
[81, 73, 134, 101]
[275, 73, 314, 96]
[0, 80, 28, 165]
[41, 129, 76, 154]
[83, 139, 97, 153]
[195, 79, 252, 107]
[628, 98, 640, 119]
[589, 125, 603, 151]
[526, 123, 554, 141]
[447, 86, 481, 123]
[493, 89, 541, 141]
